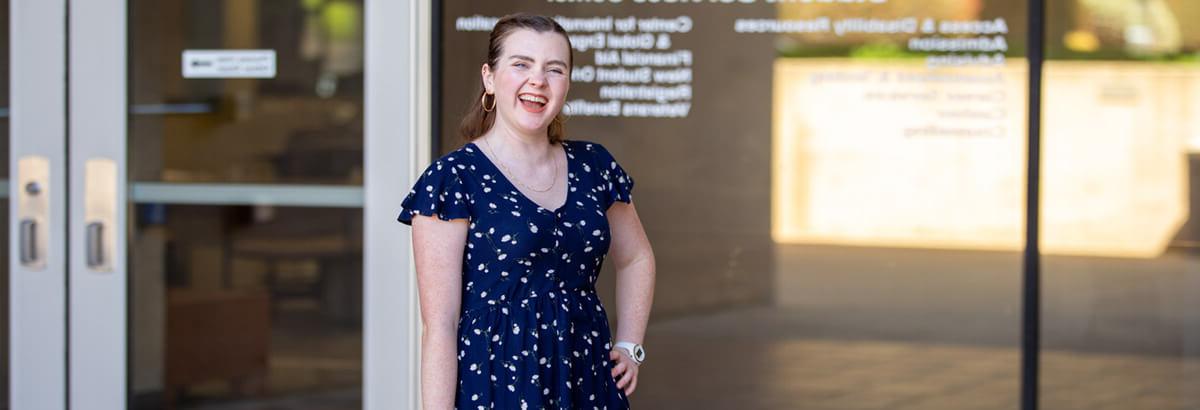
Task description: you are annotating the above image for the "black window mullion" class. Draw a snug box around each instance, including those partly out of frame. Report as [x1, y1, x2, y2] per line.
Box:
[1022, 0, 1046, 409]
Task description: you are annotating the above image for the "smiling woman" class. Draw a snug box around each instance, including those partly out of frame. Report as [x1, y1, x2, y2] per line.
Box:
[459, 18, 572, 145]
[400, 12, 656, 410]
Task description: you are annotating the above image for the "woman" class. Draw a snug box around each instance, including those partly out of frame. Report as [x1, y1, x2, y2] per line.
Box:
[398, 13, 656, 409]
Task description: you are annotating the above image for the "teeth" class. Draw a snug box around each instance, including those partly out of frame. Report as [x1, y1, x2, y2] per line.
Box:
[519, 94, 547, 104]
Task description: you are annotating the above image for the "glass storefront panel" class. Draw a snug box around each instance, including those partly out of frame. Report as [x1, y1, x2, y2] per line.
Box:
[1041, 1, 1200, 409]
[131, 0, 363, 186]
[131, 204, 361, 409]
[128, 0, 364, 408]
[440, 2, 1025, 408]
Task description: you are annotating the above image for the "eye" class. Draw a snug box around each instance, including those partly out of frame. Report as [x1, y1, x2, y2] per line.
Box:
[513, 62, 528, 69]
[549, 68, 565, 75]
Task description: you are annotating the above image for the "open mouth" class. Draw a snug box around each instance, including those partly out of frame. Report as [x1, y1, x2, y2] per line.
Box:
[518, 93, 548, 113]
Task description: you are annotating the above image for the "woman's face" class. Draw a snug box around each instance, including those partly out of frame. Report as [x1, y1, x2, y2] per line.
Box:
[482, 28, 571, 138]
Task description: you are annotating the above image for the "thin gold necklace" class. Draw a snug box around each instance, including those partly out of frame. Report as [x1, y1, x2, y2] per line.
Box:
[482, 135, 559, 193]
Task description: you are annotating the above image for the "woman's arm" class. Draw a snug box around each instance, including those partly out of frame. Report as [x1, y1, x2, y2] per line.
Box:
[412, 215, 469, 409]
[606, 201, 656, 395]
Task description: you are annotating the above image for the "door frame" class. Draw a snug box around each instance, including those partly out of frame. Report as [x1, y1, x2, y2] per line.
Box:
[68, 0, 128, 406]
[10, 0, 68, 408]
[365, 0, 430, 409]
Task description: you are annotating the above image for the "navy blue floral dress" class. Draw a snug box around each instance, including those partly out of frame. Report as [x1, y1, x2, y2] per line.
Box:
[398, 140, 634, 409]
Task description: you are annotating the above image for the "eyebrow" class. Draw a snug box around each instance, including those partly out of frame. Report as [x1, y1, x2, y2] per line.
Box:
[509, 54, 569, 68]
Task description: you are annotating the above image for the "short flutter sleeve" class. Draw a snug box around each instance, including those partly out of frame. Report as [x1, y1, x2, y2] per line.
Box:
[591, 143, 635, 209]
[397, 159, 472, 225]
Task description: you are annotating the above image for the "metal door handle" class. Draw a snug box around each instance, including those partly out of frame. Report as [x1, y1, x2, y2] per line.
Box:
[86, 222, 105, 269]
[84, 159, 116, 272]
[17, 156, 50, 270]
[19, 219, 39, 265]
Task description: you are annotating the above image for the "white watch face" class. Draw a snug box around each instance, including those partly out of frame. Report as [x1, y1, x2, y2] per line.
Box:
[618, 342, 645, 363]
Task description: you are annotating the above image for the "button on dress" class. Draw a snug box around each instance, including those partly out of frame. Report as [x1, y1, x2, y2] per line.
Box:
[398, 140, 635, 409]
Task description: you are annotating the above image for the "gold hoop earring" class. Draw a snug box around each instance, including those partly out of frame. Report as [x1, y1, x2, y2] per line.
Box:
[481, 93, 496, 112]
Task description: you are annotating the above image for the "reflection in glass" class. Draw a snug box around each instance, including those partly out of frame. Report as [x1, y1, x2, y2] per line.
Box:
[131, 0, 363, 185]
[128, 0, 364, 408]
[132, 205, 362, 409]
[441, 1, 1024, 408]
[1042, 1, 1200, 409]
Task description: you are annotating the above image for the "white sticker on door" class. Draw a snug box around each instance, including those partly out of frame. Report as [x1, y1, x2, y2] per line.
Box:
[182, 49, 276, 79]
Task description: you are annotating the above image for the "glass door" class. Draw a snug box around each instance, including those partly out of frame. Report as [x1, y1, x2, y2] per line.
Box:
[63, 0, 424, 408]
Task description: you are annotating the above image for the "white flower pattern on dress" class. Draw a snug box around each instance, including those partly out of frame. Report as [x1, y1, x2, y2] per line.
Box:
[399, 141, 634, 409]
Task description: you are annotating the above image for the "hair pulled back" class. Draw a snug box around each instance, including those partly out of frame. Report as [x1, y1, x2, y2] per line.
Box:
[459, 13, 573, 144]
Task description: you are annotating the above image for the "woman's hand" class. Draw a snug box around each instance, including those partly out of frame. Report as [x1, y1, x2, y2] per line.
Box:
[609, 348, 640, 396]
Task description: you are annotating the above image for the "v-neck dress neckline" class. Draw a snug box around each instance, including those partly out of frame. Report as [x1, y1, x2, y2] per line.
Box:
[466, 140, 574, 214]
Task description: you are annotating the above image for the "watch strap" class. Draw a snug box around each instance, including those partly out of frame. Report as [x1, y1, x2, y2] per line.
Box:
[615, 341, 645, 364]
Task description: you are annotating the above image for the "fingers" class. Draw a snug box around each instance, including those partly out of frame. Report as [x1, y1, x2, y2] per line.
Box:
[609, 349, 639, 396]
[618, 366, 638, 395]
[609, 350, 624, 378]
[611, 362, 626, 379]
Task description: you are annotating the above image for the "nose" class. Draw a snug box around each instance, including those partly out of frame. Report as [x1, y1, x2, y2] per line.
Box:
[528, 70, 546, 88]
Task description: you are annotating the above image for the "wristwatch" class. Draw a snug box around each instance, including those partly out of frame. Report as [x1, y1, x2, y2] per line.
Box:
[615, 341, 646, 365]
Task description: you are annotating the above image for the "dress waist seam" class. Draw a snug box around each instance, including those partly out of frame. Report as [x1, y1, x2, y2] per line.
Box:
[459, 287, 599, 321]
